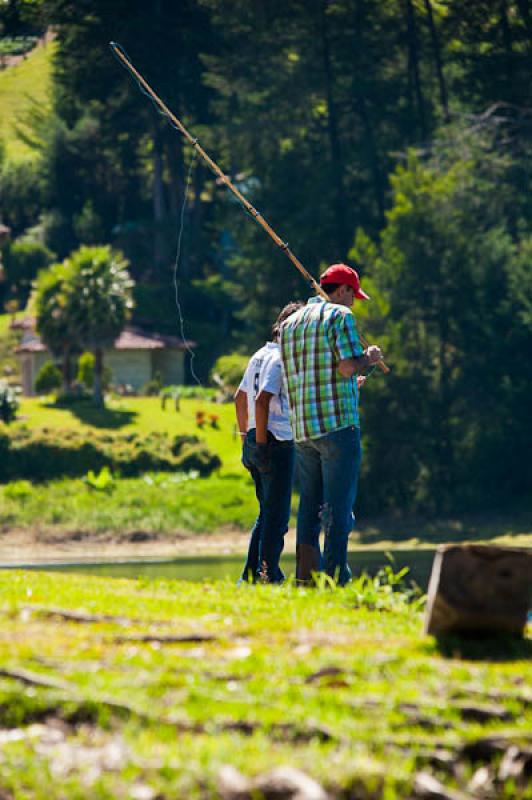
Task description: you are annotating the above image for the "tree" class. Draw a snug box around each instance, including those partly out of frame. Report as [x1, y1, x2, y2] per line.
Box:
[34, 259, 78, 392]
[358, 122, 532, 515]
[66, 245, 134, 405]
[3, 240, 55, 306]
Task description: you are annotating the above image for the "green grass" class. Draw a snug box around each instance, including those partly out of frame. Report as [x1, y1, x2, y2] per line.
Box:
[0, 39, 55, 162]
[0, 313, 12, 337]
[17, 395, 243, 472]
[1, 396, 260, 537]
[0, 570, 529, 798]
[1, 396, 532, 545]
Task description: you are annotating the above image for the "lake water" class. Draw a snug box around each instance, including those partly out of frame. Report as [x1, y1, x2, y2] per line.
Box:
[19, 549, 437, 589]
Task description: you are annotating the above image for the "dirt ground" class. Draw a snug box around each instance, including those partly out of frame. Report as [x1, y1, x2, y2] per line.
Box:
[0, 526, 291, 565]
[1, 523, 529, 566]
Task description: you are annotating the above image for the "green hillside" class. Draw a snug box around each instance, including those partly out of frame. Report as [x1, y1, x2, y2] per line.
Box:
[0, 39, 55, 162]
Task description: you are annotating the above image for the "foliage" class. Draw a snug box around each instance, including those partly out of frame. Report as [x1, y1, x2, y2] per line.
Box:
[0, 160, 45, 238]
[83, 465, 115, 493]
[34, 360, 61, 394]
[0, 378, 19, 423]
[3, 478, 32, 502]
[0, 0, 531, 517]
[160, 384, 217, 401]
[34, 258, 77, 390]
[0, 234, 54, 313]
[0, 35, 38, 57]
[211, 352, 249, 394]
[141, 371, 162, 397]
[65, 245, 134, 404]
[76, 350, 94, 390]
[356, 125, 532, 516]
[34, 245, 134, 403]
[0, 425, 221, 483]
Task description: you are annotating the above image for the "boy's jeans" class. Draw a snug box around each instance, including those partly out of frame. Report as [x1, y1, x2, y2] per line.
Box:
[241, 429, 295, 583]
[295, 425, 361, 586]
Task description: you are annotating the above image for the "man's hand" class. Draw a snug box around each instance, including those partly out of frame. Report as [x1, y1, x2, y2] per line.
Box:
[254, 442, 271, 473]
[357, 375, 367, 390]
[365, 345, 382, 365]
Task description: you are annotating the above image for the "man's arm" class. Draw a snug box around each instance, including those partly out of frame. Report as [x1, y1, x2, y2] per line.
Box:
[255, 390, 273, 444]
[338, 345, 382, 378]
[234, 389, 248, 436]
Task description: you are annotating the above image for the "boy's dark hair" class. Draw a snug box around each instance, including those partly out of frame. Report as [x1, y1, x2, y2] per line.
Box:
[320, 283, 342, 296]
[272, 301, 304, 340]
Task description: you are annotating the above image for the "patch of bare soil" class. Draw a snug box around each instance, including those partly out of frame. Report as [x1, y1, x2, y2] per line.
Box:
[0, 526, 297, 565]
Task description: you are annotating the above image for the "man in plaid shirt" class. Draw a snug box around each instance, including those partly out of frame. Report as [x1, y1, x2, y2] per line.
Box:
[280, 263, 383, 584]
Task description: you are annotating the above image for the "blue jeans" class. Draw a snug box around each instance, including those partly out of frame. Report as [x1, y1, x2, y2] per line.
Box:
[296, 425, 361, 586]
[241, 430, 295, 583]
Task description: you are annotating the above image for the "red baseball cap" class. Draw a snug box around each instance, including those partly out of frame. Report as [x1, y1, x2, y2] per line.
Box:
[320, 263, 370, 300]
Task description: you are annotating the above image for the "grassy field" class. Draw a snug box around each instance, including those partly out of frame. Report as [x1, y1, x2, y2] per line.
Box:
[0, 569, 529, 799]
[0, 39, 55, 162]
[1, 396, 260, 539]
[15, 396, 242, 472]
[0, 314, 12, 337]
[1, 395, 532, 548]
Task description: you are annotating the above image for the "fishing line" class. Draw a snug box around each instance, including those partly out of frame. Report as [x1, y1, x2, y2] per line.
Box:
[173, 149, 202, 387]
[110, 41, 389, 374]
[111, 42, 202, 385]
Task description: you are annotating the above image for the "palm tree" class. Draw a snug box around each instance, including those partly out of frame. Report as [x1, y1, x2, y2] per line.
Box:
[66, 245, 134, 405]
[34, 260, 78, 392]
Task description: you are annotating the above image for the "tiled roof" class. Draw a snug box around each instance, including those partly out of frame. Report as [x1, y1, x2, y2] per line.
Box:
[15, 326, 195, 354]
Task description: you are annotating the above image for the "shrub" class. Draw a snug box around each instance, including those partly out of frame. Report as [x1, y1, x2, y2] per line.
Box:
[0, 427, 221, 483]
[77, 352, 95, 390]
[175, 443, 222, 476]
[171, 434, 200, 455]
[142, 372, 162, 396]
[34, 361, 62, 394]
[0, 380, 20, 424]
[210, 353, 249, 395]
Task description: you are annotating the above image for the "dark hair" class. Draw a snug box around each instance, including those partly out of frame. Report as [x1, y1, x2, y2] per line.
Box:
[272, 301, 304, 340]
[320, 282, 343, 296]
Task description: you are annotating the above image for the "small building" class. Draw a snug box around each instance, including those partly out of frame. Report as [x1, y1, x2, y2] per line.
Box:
[14, 323, 195, 396]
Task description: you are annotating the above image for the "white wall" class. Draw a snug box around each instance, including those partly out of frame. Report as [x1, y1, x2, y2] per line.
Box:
[104, 350, 152, 391]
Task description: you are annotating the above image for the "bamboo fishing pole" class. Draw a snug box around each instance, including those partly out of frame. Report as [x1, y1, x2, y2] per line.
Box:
[110, 42, 389, 374]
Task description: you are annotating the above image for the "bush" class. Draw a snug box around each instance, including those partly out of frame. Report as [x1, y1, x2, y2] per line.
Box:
[161, 385, 217, 401]
[0, 380, 20, 424]
[75, 353, 112, 393]
[210, 353, 249, 395]
[142, 371, 162, 397]
[176, 443, 222, 476]
[0, 36, 38, 56]
[76, 352, 95, 390]
[34, 361, 62, 394]
[171, 434, 201, 455]
[0, 427, 221, 483]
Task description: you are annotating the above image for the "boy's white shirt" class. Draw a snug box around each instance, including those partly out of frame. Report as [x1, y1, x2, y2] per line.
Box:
[238, 342, 293, 441]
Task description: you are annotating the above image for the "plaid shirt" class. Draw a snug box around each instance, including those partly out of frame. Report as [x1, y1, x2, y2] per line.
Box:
[280, 296, 364, 441]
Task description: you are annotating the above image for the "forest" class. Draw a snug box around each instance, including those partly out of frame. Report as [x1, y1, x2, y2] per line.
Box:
[0, 0, 531, 517]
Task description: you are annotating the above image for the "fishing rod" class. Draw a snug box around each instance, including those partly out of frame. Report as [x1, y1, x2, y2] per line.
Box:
[109, 42, 389, 374]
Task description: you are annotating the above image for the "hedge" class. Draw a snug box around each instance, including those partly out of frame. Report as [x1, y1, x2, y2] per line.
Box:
[0, 428, 221, 483]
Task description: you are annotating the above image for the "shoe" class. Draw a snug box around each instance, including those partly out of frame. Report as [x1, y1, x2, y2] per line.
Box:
[296, 543, 321, 584]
